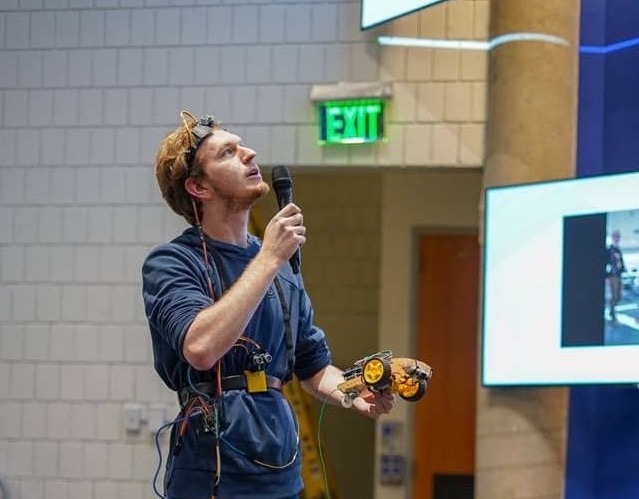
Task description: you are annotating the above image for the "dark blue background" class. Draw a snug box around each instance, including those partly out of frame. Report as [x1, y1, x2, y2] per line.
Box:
[577, 0, 639, 177]
[566, 1, 639, 497]
[561, 214, 607, 347]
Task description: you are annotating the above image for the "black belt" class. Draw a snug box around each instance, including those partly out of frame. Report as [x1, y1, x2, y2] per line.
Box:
[179, 375, 283, 407]
[221, 374, 283, 391]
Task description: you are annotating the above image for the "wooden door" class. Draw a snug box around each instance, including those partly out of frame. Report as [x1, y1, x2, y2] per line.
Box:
[412, 233, 479, 499]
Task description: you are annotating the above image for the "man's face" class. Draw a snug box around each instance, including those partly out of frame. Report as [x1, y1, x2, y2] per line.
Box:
[197, 129, 269, 210]
[613, 231, 621, 244]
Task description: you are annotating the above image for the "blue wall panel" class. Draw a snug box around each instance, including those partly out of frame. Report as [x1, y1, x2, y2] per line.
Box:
[576, 52, 606, 176]
[605, 45, 639, 172]
[576, 0, 606, 176]
[567, 0, 639, 497]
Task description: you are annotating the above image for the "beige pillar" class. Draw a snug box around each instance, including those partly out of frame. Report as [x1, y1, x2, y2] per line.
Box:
[477, 2, 580, 498]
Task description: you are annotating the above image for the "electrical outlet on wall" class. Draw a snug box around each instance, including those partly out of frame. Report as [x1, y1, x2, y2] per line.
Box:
[379, 420, 406, 485]
[124, 403, 145, 434]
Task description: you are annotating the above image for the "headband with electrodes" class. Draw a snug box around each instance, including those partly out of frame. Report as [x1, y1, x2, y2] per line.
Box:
[182, 111, 217, 172]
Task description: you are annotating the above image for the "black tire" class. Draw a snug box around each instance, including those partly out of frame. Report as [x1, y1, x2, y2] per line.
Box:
[399, 379, 427, 402]
[363, 357, 392, 390]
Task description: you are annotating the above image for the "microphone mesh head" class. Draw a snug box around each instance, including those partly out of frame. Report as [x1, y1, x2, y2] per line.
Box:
[272, 165, 292, 189]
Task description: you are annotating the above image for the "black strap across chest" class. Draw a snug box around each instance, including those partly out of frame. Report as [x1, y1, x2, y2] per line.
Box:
[205, 240, 295, 382]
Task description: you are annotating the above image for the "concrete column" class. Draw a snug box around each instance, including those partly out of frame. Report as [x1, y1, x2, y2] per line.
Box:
[477, 2, 580, 498]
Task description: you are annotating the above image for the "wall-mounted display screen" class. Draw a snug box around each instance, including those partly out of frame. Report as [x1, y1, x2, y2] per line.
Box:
[361, 0, 449, 30]
[482, 171, 639, 386]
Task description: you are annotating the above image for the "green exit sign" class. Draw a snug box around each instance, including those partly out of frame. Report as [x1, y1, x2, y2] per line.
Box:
[318, 99, 385, 145]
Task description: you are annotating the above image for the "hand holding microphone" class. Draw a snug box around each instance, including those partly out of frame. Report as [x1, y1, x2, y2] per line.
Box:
[270, 166, 302, 274]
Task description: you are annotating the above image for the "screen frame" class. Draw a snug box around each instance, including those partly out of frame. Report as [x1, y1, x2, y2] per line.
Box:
[481, 170, 639, 388]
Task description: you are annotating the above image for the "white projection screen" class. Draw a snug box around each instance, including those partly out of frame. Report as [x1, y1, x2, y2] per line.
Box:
[361, 0, 449, 30]
[482, 171, 639, 386]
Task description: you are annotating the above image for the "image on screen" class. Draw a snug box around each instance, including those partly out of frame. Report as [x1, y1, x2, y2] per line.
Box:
[561, 210, 639, 348]
[603, 212, 639, 342]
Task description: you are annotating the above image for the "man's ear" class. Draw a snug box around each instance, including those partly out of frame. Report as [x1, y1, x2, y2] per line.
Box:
[184, 177, 209, 199]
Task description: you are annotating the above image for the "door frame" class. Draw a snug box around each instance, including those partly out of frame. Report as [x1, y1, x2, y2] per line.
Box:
[407, 226, 479, 499]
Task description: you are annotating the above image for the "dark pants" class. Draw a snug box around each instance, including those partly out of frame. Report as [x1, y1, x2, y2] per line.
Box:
[608, 276, 622, 318]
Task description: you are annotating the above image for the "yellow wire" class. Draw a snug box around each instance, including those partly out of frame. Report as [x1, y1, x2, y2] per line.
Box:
[179, 109, 197, 148]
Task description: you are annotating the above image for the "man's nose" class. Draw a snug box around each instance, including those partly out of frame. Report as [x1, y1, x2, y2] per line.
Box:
[241, 146, 256, 163]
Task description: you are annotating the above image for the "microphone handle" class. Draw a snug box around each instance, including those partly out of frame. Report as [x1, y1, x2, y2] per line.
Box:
[290, 248, 300, 274]
[276, 190, 300, 274]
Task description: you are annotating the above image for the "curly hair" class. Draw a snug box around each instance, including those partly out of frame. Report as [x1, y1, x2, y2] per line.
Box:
[155, 111, 220, 226]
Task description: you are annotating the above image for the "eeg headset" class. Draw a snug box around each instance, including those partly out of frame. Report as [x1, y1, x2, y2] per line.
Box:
[180, 111, 219, 171]
[185, 114, 217, 171]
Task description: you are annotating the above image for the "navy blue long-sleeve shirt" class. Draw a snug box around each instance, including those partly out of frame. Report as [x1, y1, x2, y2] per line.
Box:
[142, 227, 332, 498]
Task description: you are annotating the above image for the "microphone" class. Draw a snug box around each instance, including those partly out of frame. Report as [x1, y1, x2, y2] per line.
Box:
[271, 165, 300, 274]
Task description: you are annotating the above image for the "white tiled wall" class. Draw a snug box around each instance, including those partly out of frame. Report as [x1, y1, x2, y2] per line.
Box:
[0, 0, 487, 498]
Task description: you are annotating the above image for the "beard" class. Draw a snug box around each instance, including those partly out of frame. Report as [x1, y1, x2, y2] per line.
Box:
[212, 179, 270, 212]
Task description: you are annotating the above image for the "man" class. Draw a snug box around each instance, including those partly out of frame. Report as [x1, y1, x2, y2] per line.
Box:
[142, 111, 395, 499]
[606, 229, 626, 324]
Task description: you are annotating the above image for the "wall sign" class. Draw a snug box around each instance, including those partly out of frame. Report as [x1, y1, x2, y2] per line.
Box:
[318, 99, 385, 145]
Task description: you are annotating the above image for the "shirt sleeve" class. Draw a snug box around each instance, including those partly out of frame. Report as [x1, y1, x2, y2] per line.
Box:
[293, 285, 332, 381]
[142, 243, 212, 360]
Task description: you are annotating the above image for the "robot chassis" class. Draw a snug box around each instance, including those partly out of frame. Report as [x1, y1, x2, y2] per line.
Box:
[337, 350, 433, 408]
